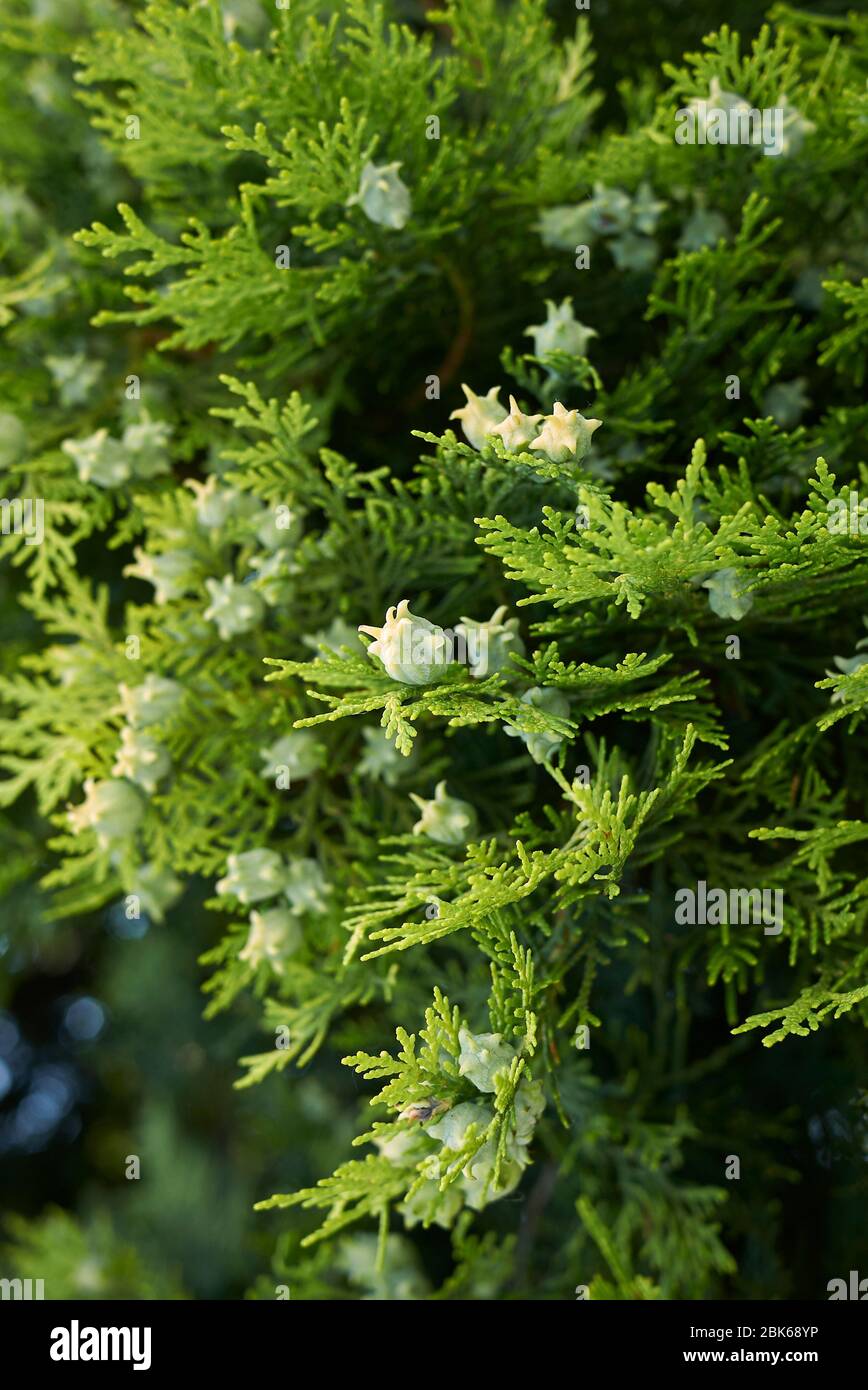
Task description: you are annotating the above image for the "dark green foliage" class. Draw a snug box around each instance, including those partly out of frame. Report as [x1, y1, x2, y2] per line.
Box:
[1, 0, 866, 1300]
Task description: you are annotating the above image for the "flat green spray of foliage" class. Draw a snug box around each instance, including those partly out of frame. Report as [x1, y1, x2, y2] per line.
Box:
[0, 0, 866, 1299]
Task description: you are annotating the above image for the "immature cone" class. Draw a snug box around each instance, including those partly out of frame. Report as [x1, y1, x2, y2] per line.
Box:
[457, 1028, 516, 1092]
[259, 730, 324, 783]
[530, 402, 602, 464]
[216, 849, 286, 904]
[454, 605, 525, 677]
[630, 182, 667, 235]
[121, 415, 172, 479]
[203, 574, 266, 640]
[449, 384, 508, 450]
[504, 686, 571, 763]
[132, 862, 183, 924]
[409, 781, 477, 845]
[283, 857, 332, 917]
[678, 206, 728, 252]
[525, 298, 597, 360]
[610, 233, 658, 272]
[302, 617, 363, 657]
[119, 674, 184, 728]
[425, 1100, 487, 1148]
[185, 475, 242, 529]
[239, 908, 302, 975]
[400, 1178, 464, 1230]
[124, 547, 196, 605]
[248, 549, 298, 607]
[584, 182, 633, 236]
[535, 204, 595, 251]
[68, 778, 145, 850]
[702, 567, 754, 621]
[357, 727, 411, 786]
[346, 161, 412, 230]
[486, 397, 543, 453]
[460, 1142, 526, 1211]
[62, 429, 131, 488]
[112, 726, 171, 795]
[421, 1070, 546, 1215]
[359, 598, 450, 685]
[46, 351, 103, 407]
[687, 77, 757, 145]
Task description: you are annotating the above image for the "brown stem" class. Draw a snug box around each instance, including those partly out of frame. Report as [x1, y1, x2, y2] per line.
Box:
[401, 256, 475, 412]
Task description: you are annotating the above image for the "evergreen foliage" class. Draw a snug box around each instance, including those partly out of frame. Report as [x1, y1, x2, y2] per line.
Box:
[0, 0, 866, 1299]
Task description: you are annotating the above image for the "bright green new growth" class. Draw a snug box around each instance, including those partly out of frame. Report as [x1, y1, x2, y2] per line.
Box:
[1, 0, 867, 1299]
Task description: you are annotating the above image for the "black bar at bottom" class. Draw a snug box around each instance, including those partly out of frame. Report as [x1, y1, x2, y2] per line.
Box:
[1, 1298, 864, 1375]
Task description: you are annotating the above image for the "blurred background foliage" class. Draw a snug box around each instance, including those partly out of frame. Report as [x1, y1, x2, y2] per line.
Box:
[0, 0, 864, 1300]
